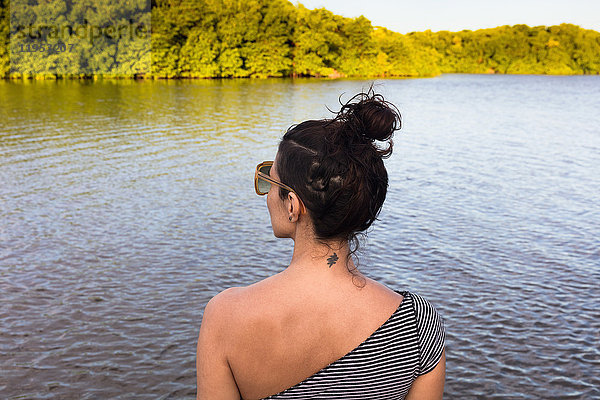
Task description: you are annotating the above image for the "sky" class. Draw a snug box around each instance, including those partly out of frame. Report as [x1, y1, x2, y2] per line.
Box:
[294, 0, 600, 34]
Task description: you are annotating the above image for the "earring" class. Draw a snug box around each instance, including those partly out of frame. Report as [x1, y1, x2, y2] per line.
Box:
[289, 216, 292, 221]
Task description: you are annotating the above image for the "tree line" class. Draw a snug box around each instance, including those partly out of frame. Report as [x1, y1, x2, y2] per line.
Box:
[1, 0, 599, 78]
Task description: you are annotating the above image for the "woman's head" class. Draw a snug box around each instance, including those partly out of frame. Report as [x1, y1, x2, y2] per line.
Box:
[274, 87, 401, 247]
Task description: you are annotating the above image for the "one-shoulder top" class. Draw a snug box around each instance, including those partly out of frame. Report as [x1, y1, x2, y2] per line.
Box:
[261, 290, 445, 399]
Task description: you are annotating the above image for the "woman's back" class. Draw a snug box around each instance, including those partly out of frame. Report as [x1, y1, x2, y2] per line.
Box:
[215, 271, 407, 399]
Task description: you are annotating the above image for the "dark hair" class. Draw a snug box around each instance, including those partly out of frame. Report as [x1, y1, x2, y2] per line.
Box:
[276, 86, 401, 270]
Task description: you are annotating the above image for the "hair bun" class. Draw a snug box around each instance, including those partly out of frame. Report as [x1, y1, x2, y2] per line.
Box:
[328, 86, 401, 157]
[350, 95, 401, 141]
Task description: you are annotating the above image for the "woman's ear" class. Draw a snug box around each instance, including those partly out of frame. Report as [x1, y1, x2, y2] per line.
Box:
[286, 192, 302, 220]
[287, 193, 295, 214]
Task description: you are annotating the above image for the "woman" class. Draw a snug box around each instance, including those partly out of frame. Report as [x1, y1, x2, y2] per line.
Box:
[197, 89, 446, 399]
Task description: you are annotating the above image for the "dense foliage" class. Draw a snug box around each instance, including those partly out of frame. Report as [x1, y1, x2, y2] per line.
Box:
[1, 0, 599, 78]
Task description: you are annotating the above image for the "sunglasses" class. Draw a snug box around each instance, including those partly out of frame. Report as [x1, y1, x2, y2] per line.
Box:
[254, 161, 296, 196]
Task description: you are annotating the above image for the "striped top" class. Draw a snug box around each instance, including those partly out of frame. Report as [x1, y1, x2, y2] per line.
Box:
[261, 290, 445, 399]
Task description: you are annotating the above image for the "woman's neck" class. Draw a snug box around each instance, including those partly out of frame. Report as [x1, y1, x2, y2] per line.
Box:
[284, 234, 361, 281]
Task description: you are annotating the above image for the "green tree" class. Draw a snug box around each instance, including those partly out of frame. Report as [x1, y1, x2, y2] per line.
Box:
[337, 15, 377, 76]
[2, 0, 600, 79]
[0, 0, 10, 77]
[240, 0, 295, 78]
[291, 5, 344, 77]
[151, 0, 198, 78]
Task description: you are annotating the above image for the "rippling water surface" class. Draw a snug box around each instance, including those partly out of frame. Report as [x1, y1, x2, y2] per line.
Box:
[1, 75, 599, 399]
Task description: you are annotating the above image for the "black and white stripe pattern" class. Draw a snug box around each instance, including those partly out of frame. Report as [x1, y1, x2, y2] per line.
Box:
[262, 291, 445, 399]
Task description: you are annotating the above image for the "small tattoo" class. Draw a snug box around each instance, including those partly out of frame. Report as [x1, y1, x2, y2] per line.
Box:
[327, 253, 339, 268]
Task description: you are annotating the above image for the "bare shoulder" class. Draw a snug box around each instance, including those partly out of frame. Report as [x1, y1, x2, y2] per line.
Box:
[363, 276, 405, 304]
[202, 280, 284, 370]
[197, 287, 249, 399]
[203, 286, 247, 327]
[205, 286, 244, 309]
[202, 278, 278, 331]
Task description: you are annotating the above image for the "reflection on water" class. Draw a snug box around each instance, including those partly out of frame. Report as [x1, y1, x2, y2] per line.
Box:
[1, 75, 599, 399]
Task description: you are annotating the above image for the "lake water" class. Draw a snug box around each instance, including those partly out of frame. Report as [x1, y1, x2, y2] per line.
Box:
[1, 75, 599, 399]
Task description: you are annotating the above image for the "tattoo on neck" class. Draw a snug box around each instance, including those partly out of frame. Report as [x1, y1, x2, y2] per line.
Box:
[327, 252, 339, 268]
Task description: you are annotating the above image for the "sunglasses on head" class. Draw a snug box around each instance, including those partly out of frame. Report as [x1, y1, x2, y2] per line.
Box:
[254, 161, 297, 196]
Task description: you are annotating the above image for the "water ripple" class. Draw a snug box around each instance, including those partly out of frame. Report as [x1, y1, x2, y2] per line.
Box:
[1, 75, 599, 399]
